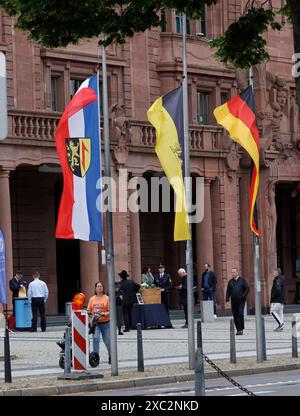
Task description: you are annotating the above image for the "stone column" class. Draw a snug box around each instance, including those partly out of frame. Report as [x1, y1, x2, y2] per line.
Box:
[80, 241, 100, 300]
[129, 178, 141, 282]
[196, 178, 214, 290]
[0, 169, 13, 311]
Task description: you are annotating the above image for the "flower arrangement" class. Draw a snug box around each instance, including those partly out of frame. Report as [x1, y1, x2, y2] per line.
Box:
[139, 283, 158, 291]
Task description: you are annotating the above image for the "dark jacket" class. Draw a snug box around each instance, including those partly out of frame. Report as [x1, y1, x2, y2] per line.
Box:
[201, 270, 217, 291]
[119, 278, 140, 305]
[9, 276, 26, 300]
[226, 276, 249, 304]
[270, 274, 285, 304]
[154, 273, 173, 292]
[177, 275, 187, 305]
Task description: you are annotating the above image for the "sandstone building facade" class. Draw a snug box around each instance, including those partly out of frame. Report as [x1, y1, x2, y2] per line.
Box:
[1, 1, 300, 314]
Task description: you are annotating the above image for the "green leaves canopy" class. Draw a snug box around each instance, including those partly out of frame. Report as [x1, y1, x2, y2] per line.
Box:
[0, 1, 294, 72]
[0, 0, 217, 47]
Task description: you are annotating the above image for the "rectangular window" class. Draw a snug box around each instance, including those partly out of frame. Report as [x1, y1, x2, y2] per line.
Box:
[221, 91, 230, 105]
[161, 8, 167, 32]
[70, 79, 84, 100]
[175, 11, 190, 34]
[51, 76, 58, 111]
[197, 92, 209, 125]
[51, 73, 64, 112]
[198, 5, 206, 37]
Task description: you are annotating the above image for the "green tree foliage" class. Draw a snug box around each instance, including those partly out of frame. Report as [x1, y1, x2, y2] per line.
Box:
[0, 0, 299, 101]
[0, 0, 217, 47]
[209, 8, 282, 69]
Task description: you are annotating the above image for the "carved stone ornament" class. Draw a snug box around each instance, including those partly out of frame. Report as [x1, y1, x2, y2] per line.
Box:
[110, 104, 132, 169]
[266, 181, 277, 274]
[225, 143, 240, 180]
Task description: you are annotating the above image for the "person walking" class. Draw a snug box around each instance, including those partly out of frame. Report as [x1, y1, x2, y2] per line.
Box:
[27, 271, 48, 332]
[154, 263, 173, 327]
[225, 268, 249, 335]
[201, 263, 217, 318]
[87, 282, 111, 364]
[119, 270, 140, 332]
[270, 267, 285, 331]
[176, 268, 188, 328]
[9, 271, 27, 316]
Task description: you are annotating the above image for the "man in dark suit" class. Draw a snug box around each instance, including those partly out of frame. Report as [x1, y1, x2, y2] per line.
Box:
[201, 263, 217, 317]
[226, 267, 249, 335]
[119, 270, 140, 332]
[154, 263, 173, 327]
[9, 271, 26, 316]
[176, 268, 188, 328]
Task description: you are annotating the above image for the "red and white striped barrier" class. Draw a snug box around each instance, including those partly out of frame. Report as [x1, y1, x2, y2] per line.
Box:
[71, 310, 89, 370]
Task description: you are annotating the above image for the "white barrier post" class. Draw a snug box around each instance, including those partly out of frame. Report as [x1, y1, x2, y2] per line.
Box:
[72, 310, 89, 371]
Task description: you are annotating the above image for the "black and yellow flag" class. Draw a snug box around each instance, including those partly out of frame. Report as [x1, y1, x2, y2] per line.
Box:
[147, 85, 191, 241]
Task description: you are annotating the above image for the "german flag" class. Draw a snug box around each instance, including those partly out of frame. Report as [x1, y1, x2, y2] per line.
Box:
[213, 86, 260, 236]
[147, 85, 191, 241]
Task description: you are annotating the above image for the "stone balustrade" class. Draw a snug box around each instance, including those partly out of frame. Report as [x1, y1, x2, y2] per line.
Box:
[7, 110, 224, 152]
[8, 110, 60, 141]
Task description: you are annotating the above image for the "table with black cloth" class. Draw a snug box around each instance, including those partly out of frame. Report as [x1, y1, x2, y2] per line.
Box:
[131, 304, 172, 329]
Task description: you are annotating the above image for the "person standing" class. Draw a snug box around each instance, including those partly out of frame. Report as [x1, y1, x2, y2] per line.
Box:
[201, 263, 217, 318]
[141, 266, 154, 285]
[226, 268, 249, 335]
[119, 270, 140, 332]
[176, 268, 188, 328]
[270, 268, 285, 331]
[9, 271, 27, 316]
[115, 281, 124, 335]
[87, 282, 111, 364]
[154, 263, 173, 327]
[27, 271, 49, 332]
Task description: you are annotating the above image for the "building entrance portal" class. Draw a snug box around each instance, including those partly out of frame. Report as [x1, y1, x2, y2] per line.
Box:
[55, 180, 81, 313]
[276, 182, 300, 304]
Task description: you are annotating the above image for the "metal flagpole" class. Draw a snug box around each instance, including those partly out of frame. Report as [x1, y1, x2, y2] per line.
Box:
[249, 67, 263, 363]
[101, 43, 118, 375]
[182, 13, 195, 370]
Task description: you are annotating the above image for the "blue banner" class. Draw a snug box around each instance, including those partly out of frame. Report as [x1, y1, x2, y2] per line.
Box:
[0, 228, 6, 305]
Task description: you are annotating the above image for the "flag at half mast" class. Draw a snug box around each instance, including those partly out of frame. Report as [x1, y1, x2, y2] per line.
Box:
[147, 85, 191, 241]
[213, 86, 260, 236]
[55, 74, 103, 241]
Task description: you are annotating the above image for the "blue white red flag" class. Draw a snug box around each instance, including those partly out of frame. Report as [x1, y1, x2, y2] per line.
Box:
[55, 74, 103, 241]
[0, 228, 6, 305]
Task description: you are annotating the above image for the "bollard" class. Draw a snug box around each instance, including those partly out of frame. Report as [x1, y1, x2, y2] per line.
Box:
[292, 316, 299, 358]
[64, 326, 72, 375]
[261, 317, 267, 361]
[4, 327, 12, 383]
[197, 320, 203, 348]
[194, 347, 205, 396]
[137, 323, 144, 372]
[230, 319, 236, 364]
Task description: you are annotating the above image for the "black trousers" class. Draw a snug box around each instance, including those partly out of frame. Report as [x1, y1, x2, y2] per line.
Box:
[31, 297, 46, 331]
[122, 304, 133, 330]
[182, 302, 188, 324]
[231, 300, 245, 332]
[161, 291, 170, 315]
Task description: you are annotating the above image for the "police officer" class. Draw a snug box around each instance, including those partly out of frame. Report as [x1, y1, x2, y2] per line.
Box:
[154, 263, 173, 327]
[9, 271, 27, 316]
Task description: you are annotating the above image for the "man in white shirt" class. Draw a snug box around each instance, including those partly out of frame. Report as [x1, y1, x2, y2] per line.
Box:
[27, 271, 49, 332]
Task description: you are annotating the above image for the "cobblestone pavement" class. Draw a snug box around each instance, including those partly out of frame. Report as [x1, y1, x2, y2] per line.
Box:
[0, 314, 299, 394]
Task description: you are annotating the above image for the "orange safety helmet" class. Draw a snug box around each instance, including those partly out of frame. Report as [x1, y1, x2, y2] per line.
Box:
[72, 292, 86, 310]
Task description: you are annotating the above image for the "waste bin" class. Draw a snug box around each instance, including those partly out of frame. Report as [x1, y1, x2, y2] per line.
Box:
[65, 302, 72, 320]
[15, 297, 32, 330]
